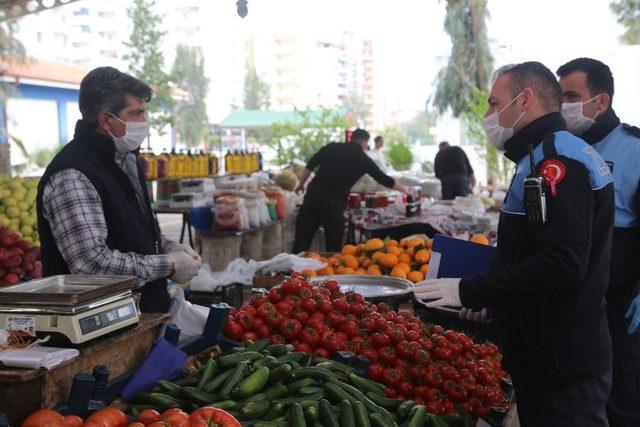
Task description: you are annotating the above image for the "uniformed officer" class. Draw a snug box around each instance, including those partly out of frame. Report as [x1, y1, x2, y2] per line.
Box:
[413, 61, 615, 426]
[557, 57, 640, 427]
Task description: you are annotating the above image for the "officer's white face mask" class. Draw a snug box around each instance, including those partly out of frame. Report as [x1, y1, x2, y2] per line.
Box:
[561, 95, 601, 135]
[483, 92, 525, 151]
[107, 113, 149, 153]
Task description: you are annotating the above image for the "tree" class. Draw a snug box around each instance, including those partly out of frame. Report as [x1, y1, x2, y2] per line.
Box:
[171, 45, 209, 148]
[123, 0, 173, 136]
[243, 64, 270, 110]
[342, 91, 369, 125]
[385, 141, 414, 171]
[268, 108, 354, 165]
[398, 111, 436, 145]
[610, 0, 640, 44]
[433, 0, 493, 117]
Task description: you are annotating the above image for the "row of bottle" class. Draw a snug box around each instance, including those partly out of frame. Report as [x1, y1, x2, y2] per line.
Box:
[224, 150, 263, 175]
[140, 149, 219, 181]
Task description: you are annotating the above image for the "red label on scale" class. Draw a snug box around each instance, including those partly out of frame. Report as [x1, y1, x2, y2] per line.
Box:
[540, 159, 566, 196]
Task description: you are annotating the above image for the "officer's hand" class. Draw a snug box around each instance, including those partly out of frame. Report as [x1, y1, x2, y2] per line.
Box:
[169, 243, 201, 261]
[625, 294, 640, 334]
[412, 278, 462, 308]
[169, 251, 202, 284]
[459, 307, 489, 323]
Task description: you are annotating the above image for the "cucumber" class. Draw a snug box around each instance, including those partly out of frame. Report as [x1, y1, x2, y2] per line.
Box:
[264, 344, 289, 357]
[353, 401, 371, 427]
[217, 351, 263, 369]
[301, 354, 313, 367]
[396, 400, 415, 421]
[255, 421, 289, 427]
[181, 387, 218, 405]
[319, 399, 340, 427]
[204, 400, 237, 410]
[197, 358, 217, 390]
[267, 364, 293, 385]
[365, 392, 403, 410]
[369, 413, 393, 427]
[246, 337, 271, 352]
[172, 376, 200, 387]
[263, 402, 286, 421]
[220, 361, 249, 399]
[240, 399, 271, 419]
[272, 392, 324, 406]
[132, 392, 153, 404]
[348, 373, 385, 396]
[315, 361, 354, 375]
[290, 367, 337, 382]
[287, 378, 315, 395]
[330, 379, 392, 421]
[234, 366, 270, 399]
[351, 375, 385, 392]
[322, 382, 355, 405]
[148, 392, 182, 409]
[157, 379, 181, 393]
[340, 400, 356, 427]
[203, 368, 234, 393]
[263, 383, 288, 400]
[299, 386, 323, 395]
[290, 361, 302, 369]
[253, 356, 279, 370]
[290, 402, 307, 427]
[276, 351, 306, 364]
[407, 405, 426, 427]
[305, 406, 320, 424]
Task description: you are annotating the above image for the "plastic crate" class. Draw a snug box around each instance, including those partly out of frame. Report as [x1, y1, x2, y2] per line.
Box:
[185, 283, 244, 308]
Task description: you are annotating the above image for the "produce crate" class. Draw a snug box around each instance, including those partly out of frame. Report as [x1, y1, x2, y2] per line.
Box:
[185, 283, 244, 308]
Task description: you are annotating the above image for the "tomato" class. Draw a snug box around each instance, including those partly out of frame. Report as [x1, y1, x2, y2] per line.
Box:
[250, 317, 265, 330]
[371, 333, 391, 349]
[313, 347, 329, 358]
[335, 331, 349, 342]
[426, 400, 444, 415]
[87, 408, 129, 427]
[160, 409, 189, 427]
[389, 329, 405, 344]
[249, 293, 267, 308]
[228, 307, 237, 316]
[292, 308, 310, 323]
[323, 280, 340, 293]
[235, 311, 254, 330]
[443, 380, 468, 403]
[476, 367, 496, 385]
[278, 318, 302, 341]
[190, 407, 240, 427]
[439, 365, 460, 381]
[257, 302, 276, 318]
[270, 333, 286, 344]
[444, 330, 459, 343]
[283, 294, 302, 308]
[374, 318, 388, 331]
[332, 298, 349, 313]
[384, 387, 397, 398]
[318, 300, 333, 313]
[224, 321, 243, 341]
[360, 348, 379, 362]
[302, 298, 317, 313]
[298, 327, 321, 348]
[254, 323, 271, 338]
[137, 409, 161, 425]
[327, 311, 346, 327]
[262, 310, 283, 327]
[395, 341, 413, 359]
[242, 331, 258, 342]
[349, 303, 365, 316]
[63, 415, 83, 427]
[382, 312, 396, 321]
[367, 363, 385, 381]
[276, 301, 293, 315]
[407, 364, 426, 381]
[127, 424, 145, 427]
[268, 286, 285, 303]
[381, 368, 402, 387]
[146, 423, 168, 427]
[486, 343, 499, 357]
[306, 317, 326, 332]
[320, 331, 344, 354]
[359, 318, 375, 332]
[339, 320, 360, 339]
[294, 341, 312, 353]
[424, 369, 444, 389]
[299, 286, 314, 299]
[282, 278, 302, 295]
[84, 422, 111, 427]
[377, 302, 390, 312]
[405, 330, 420, 342]
[398, 381, 414, 397]
[433, 346, 453, 361]
[474, 405, 491, 419]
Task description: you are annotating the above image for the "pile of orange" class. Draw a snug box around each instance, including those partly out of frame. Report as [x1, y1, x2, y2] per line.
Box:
[304, 237, 433, 283]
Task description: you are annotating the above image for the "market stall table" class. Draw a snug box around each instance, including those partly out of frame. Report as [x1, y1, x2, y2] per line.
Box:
[0, 313, 169, 425]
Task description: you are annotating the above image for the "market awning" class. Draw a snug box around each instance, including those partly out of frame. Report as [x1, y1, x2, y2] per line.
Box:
[219, 108, 355, 130]
[0, 0, 80, 21]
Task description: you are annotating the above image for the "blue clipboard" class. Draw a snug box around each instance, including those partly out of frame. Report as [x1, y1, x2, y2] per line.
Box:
[428, 234, 496, 279]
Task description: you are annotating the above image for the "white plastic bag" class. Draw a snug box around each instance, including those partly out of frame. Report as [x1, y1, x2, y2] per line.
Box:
[166, 287, 209, 346]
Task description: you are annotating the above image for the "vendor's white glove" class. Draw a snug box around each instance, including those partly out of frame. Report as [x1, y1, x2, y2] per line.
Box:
[413, 278, 462, 308]
[459, 307, 489, 323]
[169, 243, 200, 261]
[169, 251, 202, 284]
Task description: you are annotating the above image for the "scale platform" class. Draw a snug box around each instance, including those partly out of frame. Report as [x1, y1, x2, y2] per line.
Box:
[0, 275, 140, 347]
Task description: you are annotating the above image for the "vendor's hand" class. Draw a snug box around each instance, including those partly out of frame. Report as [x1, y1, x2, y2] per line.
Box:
[412, 278, 462, 308]
[459, 307, 489, 323]
[625, 294, 640, 334]
[168, 251, 202, 284]
[169, 243, 200, 261]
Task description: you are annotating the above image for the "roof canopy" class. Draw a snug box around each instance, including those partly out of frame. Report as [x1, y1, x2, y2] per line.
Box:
[0, 0, 81, 21]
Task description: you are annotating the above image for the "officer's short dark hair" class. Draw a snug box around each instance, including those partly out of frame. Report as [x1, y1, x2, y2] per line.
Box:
[556, 58, 614, 103]
[351, 128, 370, 143]
[494, 62, 562, 112]
[79, 67, 153, 128]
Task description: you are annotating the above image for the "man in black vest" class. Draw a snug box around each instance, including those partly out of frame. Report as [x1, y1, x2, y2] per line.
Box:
[36, 67, 201, 313]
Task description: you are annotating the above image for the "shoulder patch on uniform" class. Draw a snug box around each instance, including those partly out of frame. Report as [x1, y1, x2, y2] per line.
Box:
[622, 123, 640, 139]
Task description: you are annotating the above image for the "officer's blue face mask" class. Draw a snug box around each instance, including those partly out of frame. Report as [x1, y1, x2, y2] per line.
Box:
[561, 95, 601, 135]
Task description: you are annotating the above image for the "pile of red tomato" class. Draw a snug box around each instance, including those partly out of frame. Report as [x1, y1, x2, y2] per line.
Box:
[224, 273, 510, 419]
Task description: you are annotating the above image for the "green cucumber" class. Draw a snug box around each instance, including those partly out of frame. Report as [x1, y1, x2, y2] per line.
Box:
[272, 392, 324, 406]
[181, 387, 218, 405]
[396, 400, 415, 421]
[253, 356, 279, 370]
[172, 376, 200, 387]
[275, 351, 306, 364]
[267, 364, 293, 385]
[305, 406, 320, 424]
[287, 378, 315, 395]
[220, 361, 249, 399]
[319, 399, 340, 427]
[204, 400, 237, 410]
[322, 382, 355, 405]
[203, 368, 234, 393]
[240, 399, 271, 419]
[245, 337, 271, 352]
[263, 402, 286, 421]
[348, 373, 385, 396]
[290, 402, 307, 427]
[157, 379, 181, 393]
[369, 413, 393, 427]
[197, 358, 217, 390]
[255, 421, 289, 427]
[365, 392, 402, 410]
[353, 401, 371, 427]
[299, 386, 323, 395]
[407, 405, 426, 427]
[290, 361, 302, 369]
[263, 383, 287, 400]
[315, 361, 354, 375]
[340, 400, 356, 427]
[234, 366, 270, 399]
[148, 392, 182, 409]
[329, 379, 392, 421]
[290, 367, 337, 382]
[217, 351, 263, 369]
[301, 354, 313, 367]
[264, 344, 289, 357]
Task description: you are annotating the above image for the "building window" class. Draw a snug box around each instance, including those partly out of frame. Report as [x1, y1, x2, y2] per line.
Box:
[73, 7, 89, 16]
[98, 11, 115, 19]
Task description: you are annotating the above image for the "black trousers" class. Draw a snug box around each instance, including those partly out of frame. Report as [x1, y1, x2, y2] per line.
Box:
[440, 174, 471, 200]
[515, 370, 611, 427]
[607, 288, 640, 427]
[292, 191, 345, 253]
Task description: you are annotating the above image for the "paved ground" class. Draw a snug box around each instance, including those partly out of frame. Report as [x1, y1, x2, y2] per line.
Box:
[157, 213, 186, 244]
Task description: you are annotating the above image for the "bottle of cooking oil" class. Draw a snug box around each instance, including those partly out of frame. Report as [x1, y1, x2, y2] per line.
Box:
[208, 152, 218, 176]
[148, 151, 157, 180]
[224, 150, 232, 174]
[157, 149, 168, 179]
[232, 150, 242, 174]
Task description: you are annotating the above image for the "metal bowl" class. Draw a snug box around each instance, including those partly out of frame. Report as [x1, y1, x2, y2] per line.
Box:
[310, 275, 412, 299]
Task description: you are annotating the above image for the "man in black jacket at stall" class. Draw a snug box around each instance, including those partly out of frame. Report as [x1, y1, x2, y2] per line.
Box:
[434, 141, 476, 199]
[414, 62, 615, 426]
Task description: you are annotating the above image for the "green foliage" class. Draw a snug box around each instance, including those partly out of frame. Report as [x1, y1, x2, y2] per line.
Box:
[268, 108, 354, 165]
[342, 91, 369, 125]
[243, 65, 271, 110]
[10, 136, 62, 175]
[385, 141, 414, 172]
[398, 112, 436, 145]
[610, 0, 640, 44]
[123, 0, 173, 136]
[171, 45, 210, 148]
[433, 0, 493, 117]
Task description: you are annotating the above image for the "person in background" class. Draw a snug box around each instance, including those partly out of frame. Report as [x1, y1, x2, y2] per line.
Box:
[558, 57, 640, 427]
[293, 128, 408, 253]
[433, 141, 476, 199]
[367, 135, 389, 171]
[414, 62, 615, 425]
[36, 67, 201, 313]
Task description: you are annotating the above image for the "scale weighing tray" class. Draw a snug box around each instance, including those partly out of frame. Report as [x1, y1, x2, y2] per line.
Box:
[310, 275, 413, 299]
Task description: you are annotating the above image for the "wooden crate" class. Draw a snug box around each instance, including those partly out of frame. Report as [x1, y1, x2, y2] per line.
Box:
[0, 313, 169, 425]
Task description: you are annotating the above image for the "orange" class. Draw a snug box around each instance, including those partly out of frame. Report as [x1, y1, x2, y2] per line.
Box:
[400, 239, 409, 248]
[396, 262, 411, 274]
[390, 266, 407, 279]
[372, 251, 385, 262]
[355, 268, 367, 275]
[386, 246, 402, 256]
[342, 254, 359, 270]
[415, 249, 431, 264]
[327, 256, 340, 266]
[341, 267, 354, 275]
[420, 264, 429, 275]
[398, 253, 412, 265]
[379, 253, 399, 269]
[307, 251, 321, 259]
[362, 258, 372, 268]
[408, 270, 425, 283]
[385, 239, 399, 248]
[406, 247, 415, 258]
[364, 238, 385, 252]
[367, 265, 382, 275]
[404, 238, 424, 248]
[426, 239, 433, 249]
[342, 244, 357, 256]
[316, 266, 335, 276]
[303, 269, 317, 277]
[471, 234, 490, 245]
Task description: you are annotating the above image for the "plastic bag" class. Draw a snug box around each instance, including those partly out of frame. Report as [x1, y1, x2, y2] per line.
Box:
[166, 287, 209, 346]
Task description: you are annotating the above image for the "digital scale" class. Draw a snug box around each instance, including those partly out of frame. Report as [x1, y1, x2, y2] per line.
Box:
[0, 275, 140, 347]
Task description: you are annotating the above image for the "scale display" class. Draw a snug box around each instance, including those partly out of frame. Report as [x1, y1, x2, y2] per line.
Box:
[78, 302, 136, 335]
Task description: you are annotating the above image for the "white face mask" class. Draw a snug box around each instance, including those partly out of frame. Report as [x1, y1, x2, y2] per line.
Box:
[561, 95, 600, 135]
[483, 92, 525, 151]
[107, 113, 149, 153]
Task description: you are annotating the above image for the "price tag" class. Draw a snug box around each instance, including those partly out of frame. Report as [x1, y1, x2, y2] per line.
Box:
[5, 314, 36, 337]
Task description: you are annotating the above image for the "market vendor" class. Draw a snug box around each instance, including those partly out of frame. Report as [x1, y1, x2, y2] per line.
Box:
[367, 135, 389, 171]
[433, 141, 476, 199]
[414, 62, 615, 425]
[36, 67, 201, 313]
[293, 128, 408, 253]
[558, 57, 640, 426]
